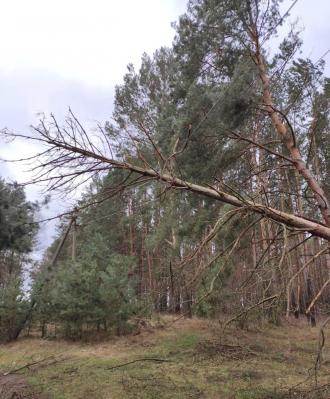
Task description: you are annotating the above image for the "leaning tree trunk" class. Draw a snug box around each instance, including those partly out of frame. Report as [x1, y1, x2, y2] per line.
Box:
[251, 29, 330, 228]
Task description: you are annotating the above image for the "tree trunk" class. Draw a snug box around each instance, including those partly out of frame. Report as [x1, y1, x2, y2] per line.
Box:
[251, 29, 330, 227]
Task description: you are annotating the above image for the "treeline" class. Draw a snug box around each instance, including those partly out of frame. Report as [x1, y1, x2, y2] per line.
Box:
[1, 0, 329, 341]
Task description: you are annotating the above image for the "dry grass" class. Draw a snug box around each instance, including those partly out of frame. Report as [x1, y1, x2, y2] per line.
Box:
[0, 316, 329, 399]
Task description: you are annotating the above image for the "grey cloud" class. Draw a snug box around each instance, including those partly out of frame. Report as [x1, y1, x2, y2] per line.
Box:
[0, 68, 114, 132]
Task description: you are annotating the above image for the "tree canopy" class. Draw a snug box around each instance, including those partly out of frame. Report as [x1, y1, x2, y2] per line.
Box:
[1, 0, 329, 339]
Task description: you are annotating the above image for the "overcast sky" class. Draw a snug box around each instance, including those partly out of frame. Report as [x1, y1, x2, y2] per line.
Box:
[0, 0, 329, 253]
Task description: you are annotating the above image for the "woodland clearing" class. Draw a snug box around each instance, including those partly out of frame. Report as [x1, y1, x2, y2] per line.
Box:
[0, 316, 329, 399]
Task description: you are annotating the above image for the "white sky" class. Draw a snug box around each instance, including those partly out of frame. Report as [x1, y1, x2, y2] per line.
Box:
[0, 0, 187, 88]
[0, 0, 329, 252]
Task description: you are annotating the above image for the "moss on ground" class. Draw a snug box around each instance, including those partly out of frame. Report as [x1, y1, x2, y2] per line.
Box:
[0, 317, 329, 398]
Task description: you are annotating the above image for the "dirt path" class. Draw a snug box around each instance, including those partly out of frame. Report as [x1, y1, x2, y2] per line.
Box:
[0, 373, 43, 399]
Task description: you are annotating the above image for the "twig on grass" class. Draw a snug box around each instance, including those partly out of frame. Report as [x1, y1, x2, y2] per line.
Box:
[105, 358, 171, 371]
[2, 355, 66, 376]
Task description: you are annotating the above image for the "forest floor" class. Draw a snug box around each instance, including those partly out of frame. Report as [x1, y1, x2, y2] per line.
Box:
[0, 316, 329, 399]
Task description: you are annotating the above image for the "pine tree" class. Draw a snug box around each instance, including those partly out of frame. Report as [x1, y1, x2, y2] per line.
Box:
[0, 179, 38, 341]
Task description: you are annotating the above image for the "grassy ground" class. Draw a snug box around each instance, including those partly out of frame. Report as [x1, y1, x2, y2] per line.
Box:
[0, 316, 329, 398]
